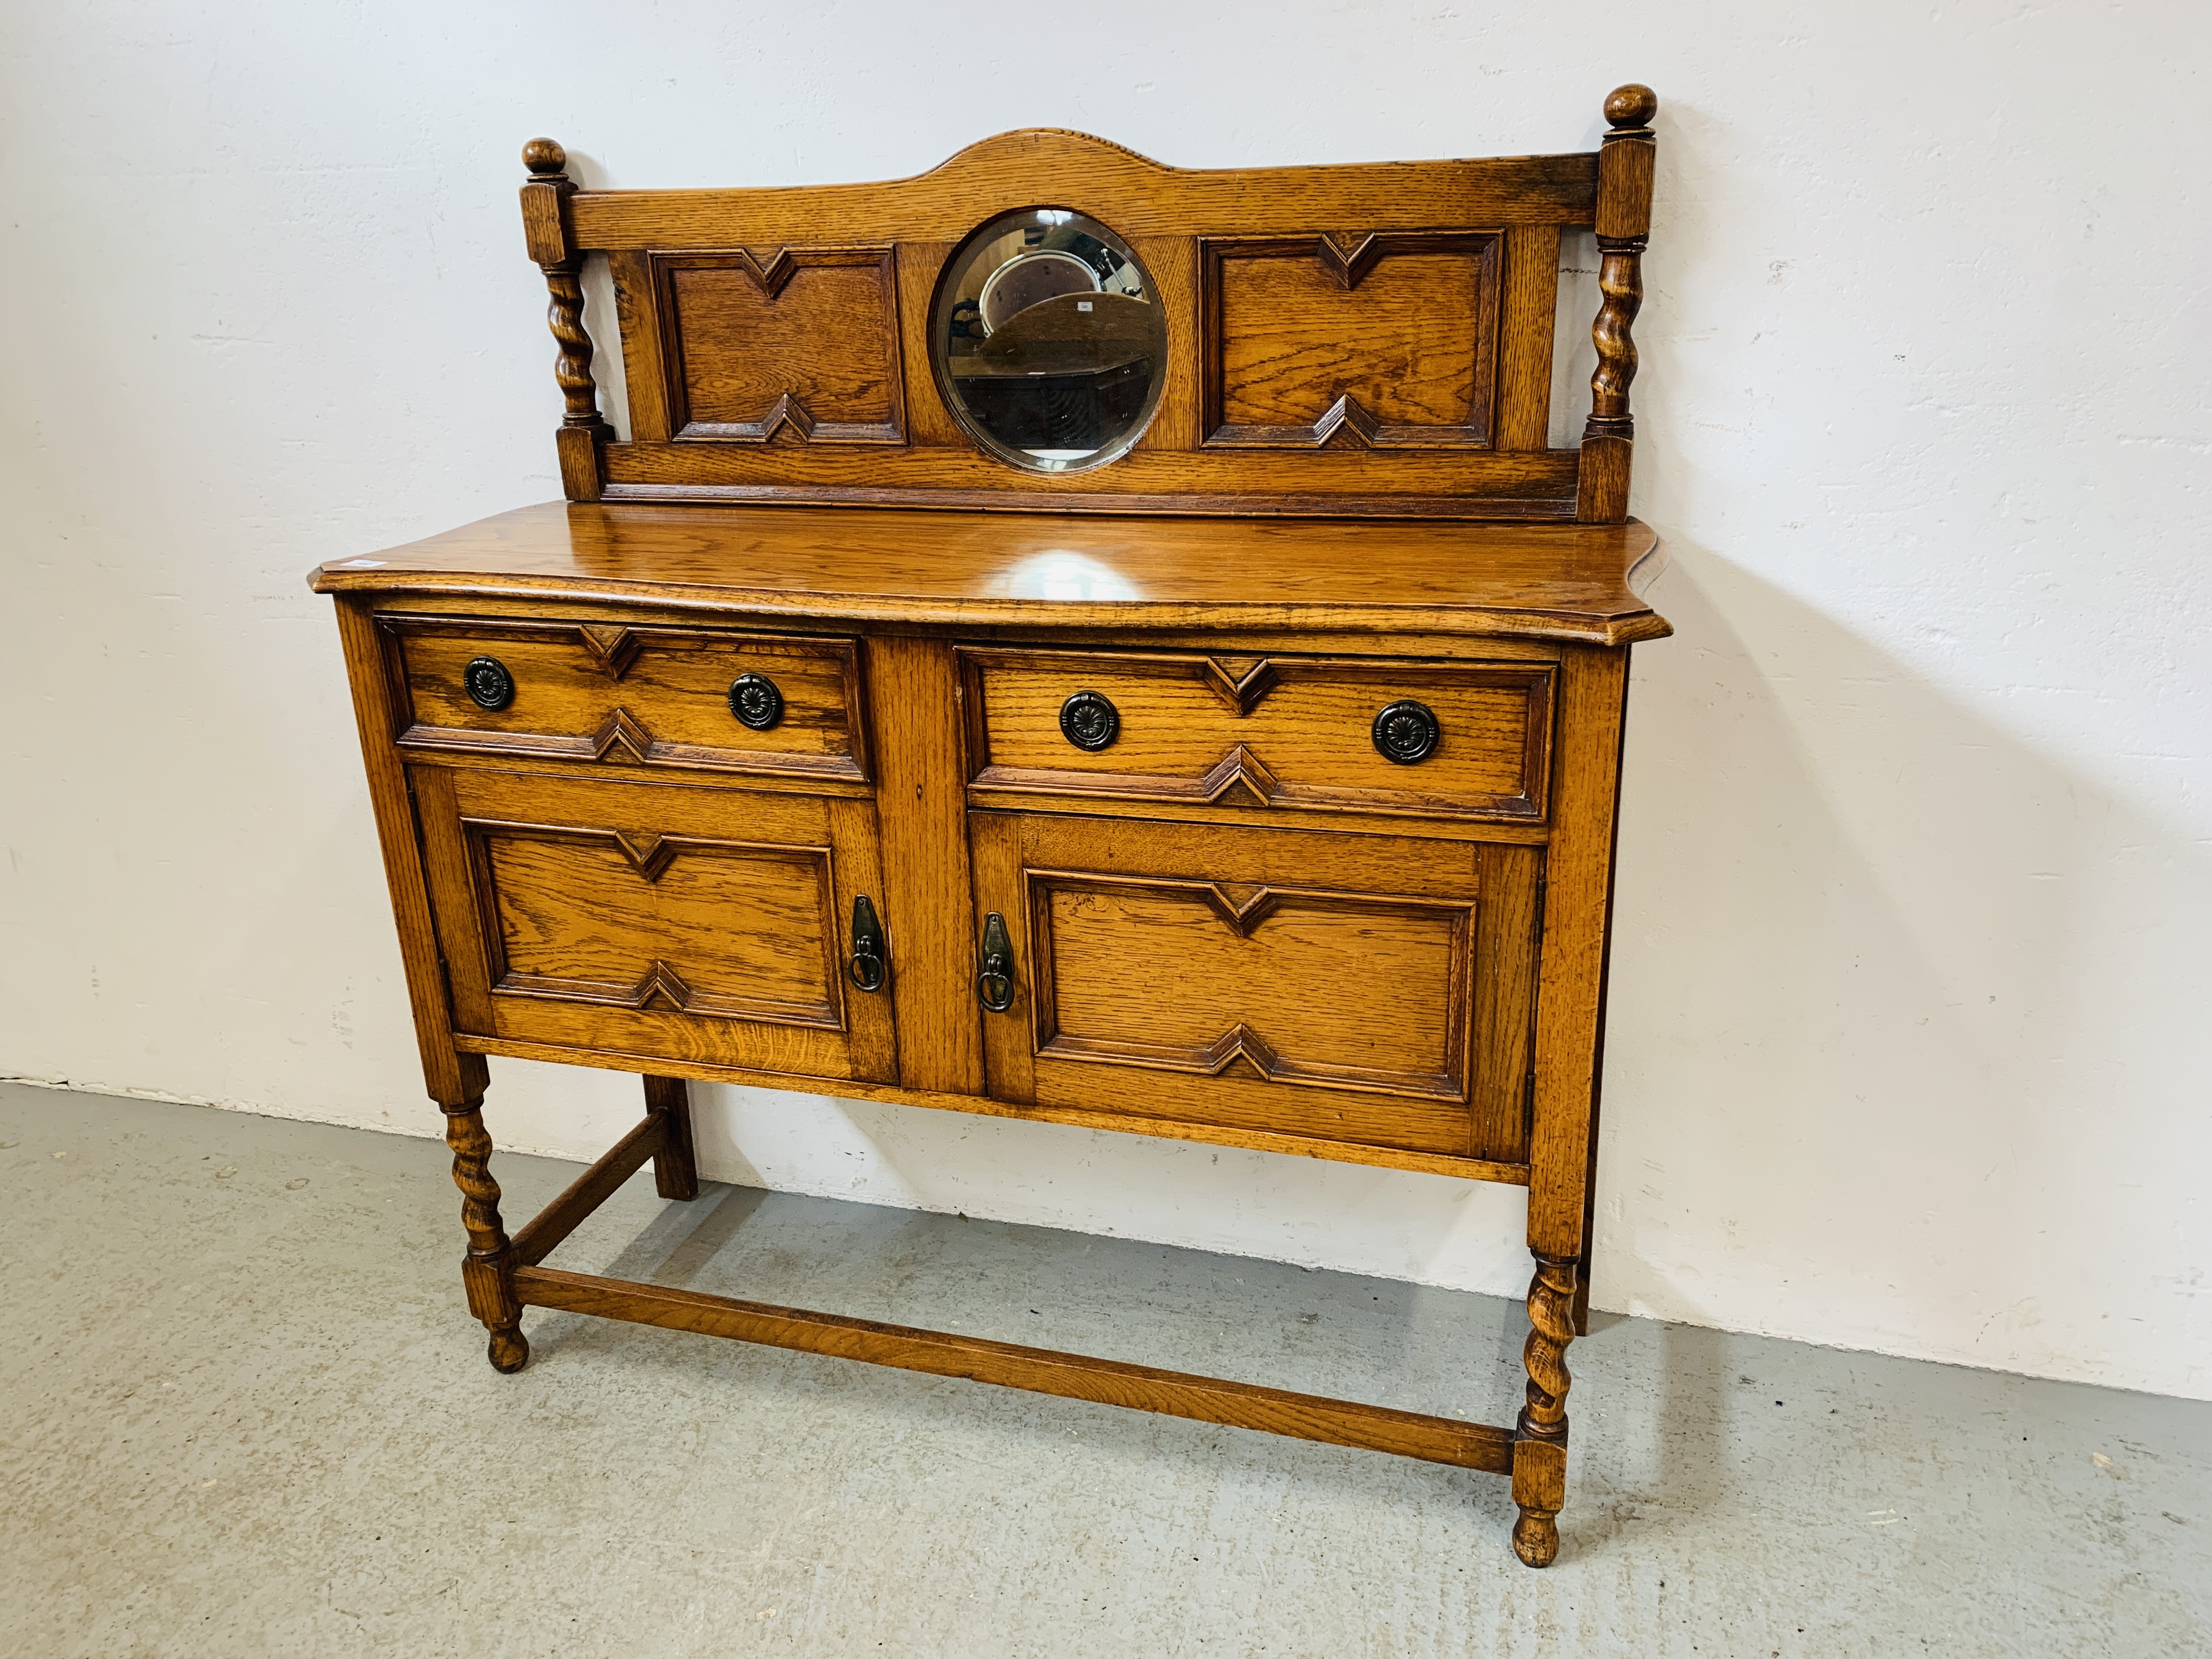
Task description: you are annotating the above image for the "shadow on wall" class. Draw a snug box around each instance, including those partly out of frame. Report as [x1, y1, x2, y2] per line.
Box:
[1604, 533, 2207, 1389]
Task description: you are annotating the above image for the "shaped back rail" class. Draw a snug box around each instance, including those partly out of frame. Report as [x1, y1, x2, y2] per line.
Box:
[521, 85, 1656, 522]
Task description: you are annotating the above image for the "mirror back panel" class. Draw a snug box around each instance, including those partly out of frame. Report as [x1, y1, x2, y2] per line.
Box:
[525, 124, 1653, 520]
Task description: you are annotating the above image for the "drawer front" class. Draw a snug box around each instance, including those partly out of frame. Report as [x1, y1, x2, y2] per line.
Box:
[415, 767, 896, 1082]
[970, 812, 1541, 1165]
[961, 647, 1553, 822]
[382, 614, 869, 783]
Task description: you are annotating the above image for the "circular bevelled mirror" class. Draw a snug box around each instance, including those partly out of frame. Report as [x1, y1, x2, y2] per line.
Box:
[930, 208, 1167, 473]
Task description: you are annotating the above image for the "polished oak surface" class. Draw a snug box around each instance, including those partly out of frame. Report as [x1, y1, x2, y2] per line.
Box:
[323, 84, 1669, 1572]
[380, 614, 869, 782]
[549, 128, 1606, 517]
[312, 502, 1670, 645]
[960, 647, 1556, 823]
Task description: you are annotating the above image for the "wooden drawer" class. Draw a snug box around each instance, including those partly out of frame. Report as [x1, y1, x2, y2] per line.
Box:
[960, 646, 1552, 822]
[380, 614, 869, 784]
[413, 767, 896, 1082]
[970, 812, 1542, 1165]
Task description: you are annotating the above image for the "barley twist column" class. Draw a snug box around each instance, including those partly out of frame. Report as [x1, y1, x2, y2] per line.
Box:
[1510, 1251, 1579, 1566]
[442, 1099, 528, 1373]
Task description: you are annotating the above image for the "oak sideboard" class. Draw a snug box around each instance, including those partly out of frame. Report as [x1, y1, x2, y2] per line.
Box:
[312, 86, 1668, 1566]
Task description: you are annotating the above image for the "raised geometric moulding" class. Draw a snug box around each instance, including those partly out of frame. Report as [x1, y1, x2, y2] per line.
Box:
[929, 208, 1167, 474]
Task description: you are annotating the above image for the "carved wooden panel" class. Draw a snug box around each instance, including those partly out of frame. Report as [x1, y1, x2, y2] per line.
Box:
[960, 646, 1553, 822]
[649, 247, 904, 444]
[970, 812, 1543, 1164]
[534, 125, 1652, 518]
[473, 825, 842, 1025]
[1032, 871, 1473, 1102]
[1200, 233, 1502, 448]
[379, 613, 870, 783]
[413, 768, 897, 1082]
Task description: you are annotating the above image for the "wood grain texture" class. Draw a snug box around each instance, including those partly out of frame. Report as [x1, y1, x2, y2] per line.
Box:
[1128, 233, 1203, 453]
[456, 1030, 1531, 1186]
[960, 787, 1553, 848]
[1575, 88, 1658, 527]
[1573, 645, 1636, 1335]
[651, 247, 904, 444]
[512, 1263, 1517, 1472]
[861, 634, 981, 1094]
[320, 87, 1670, 1568]
[520, 138, 574, 262]
[1201, 234, 1499, 448]
[541, 267, 610, 437]
[609, 250, 673, 444]
[346, 596, 1576, 667]
[1029, 870, 1473, 1105]
[960, 647, 1554, 822]
[510, 1108, 668, 1267]
[408, 765, 494, 1034]
[1496, 225, 1563, 452]
[331, 597, 487, 1107]
[1471, 843, 1544, 1164]
[521, 142, 611, 503]
[893, 242, 964, 446]
[597, 441, 1581, 520]
[311, 502, 1671, 646]
[413, 766, 897, 1084]
[644, 1074, 699, 1201]
[442, 1098, 528, 1373]
[527, 123, 1641, 517]
[379, 613, 870, 783]
[969, 812, 1548, 1161]
[472, 829, 843, 1024]
[1511, 1251, 1579, 1567]
[1593, 86, 1658, 241]
[1524, 645, 1629, 1260]
[565, 131, 1598, 249]
[966, 810, 1034, 1104]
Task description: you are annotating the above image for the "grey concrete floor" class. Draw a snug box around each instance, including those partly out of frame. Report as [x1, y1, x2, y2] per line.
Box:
[2, 1083, 2207, 1657]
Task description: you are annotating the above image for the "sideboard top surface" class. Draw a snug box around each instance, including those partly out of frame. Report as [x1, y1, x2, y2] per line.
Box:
[310, 503, 1669, 645]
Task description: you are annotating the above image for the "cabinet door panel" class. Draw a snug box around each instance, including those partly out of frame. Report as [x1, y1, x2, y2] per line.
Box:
[416, 766, 896, 1083]
[1035, 874, 1469, 1099]
[482, 828, 840, 1025]
[972, 812, 1539, 1163]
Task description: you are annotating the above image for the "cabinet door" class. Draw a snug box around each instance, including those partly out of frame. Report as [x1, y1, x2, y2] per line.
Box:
[969, 812, 1541, 1165]
[415, 766, 897, 1084]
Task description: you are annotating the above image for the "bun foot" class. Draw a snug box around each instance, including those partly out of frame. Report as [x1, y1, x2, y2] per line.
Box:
[487, 1326, 530, 1374]
[1511, 1508, 1560, 1568]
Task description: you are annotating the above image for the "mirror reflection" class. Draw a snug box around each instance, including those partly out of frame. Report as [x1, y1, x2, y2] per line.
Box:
[931, 209, 1167, 473]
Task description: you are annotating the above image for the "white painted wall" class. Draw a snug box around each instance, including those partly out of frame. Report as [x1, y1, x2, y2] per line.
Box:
[3, 3, 2207, 1399]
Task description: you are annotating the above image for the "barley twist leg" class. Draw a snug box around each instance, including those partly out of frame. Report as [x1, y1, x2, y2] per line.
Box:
[1510, 1251, 1578, 1566]
[442, 1099, 528, 1374]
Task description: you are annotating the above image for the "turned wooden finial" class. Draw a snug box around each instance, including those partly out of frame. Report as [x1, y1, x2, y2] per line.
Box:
[522, 137, 568, 178]
[1603, 84, 1657, 130]
[1577, 84, 1658, 524]
[517, 134, 608, 500]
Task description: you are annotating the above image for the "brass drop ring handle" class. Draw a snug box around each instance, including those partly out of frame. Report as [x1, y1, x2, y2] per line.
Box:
[848, 895, 888, 992]
[975, 911, 1015, 1012]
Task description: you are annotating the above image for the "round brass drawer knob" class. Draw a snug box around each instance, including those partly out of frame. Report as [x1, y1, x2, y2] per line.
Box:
[462, 656, 515, 712]
[1372, 699, 1441, 764]
[727, 672, 783, 731]
[1059, 690, 1119, 752]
